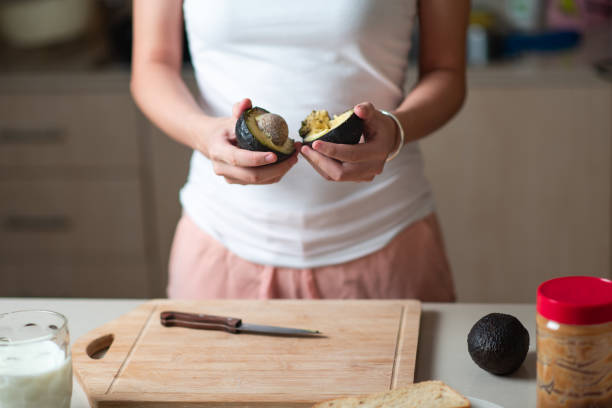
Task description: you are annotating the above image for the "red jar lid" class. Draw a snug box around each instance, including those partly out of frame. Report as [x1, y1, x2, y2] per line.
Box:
[537, 276, 612, 325]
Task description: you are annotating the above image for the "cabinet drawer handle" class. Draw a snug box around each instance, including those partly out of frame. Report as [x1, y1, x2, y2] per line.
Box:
[0, 128, 65, 144]
[3, 215, 72, 232]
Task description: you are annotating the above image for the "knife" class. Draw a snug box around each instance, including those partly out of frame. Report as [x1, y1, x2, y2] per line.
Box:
[160, 311, 322, 337]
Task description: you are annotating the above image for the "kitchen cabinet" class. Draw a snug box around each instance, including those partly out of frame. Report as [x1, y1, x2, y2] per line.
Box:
[0, 74, 152, 298]
[421, 69, 612, 301]
[1, 67, 610, 301]
[0, 93, 140, 167]
[0, 179, 145, 256]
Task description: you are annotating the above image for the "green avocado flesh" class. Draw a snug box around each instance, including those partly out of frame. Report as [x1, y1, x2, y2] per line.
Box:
[467, 313, 529, 375]
[299, 109, 363, 145]
[235, 107, 295, 161]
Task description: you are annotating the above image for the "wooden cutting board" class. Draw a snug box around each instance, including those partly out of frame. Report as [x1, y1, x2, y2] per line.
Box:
[73, 299, 421, 407]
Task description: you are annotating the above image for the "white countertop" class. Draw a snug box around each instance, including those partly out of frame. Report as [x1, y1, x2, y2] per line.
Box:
[0, 299, 537, 407]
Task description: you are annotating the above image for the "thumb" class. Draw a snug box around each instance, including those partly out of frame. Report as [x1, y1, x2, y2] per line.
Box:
[232, 98, 253, 119]
[354, 102, 376, 121]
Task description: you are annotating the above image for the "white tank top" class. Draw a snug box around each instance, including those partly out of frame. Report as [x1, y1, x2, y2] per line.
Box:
[181, 0, 434, 268]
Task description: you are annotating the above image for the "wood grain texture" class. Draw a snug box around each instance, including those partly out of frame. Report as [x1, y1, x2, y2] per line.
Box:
[72, 300, 421, 407]
[72, 303, 158, 406]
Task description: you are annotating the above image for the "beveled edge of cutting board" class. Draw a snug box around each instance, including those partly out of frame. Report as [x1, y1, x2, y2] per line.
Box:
[72, 300, 159, 406]
[392, 299, 421, 388]
[73, 299, 421, 407]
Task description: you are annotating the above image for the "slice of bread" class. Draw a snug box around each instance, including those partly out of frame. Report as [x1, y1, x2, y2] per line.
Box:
[313, 381, 470, 408]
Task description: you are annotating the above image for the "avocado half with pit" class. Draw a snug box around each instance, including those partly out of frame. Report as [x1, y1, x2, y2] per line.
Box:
[235, 107, 295, 162]
[299, 109, 363, 146]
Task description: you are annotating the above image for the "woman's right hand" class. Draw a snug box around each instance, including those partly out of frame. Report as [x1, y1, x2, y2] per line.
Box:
[197, 98, 299, 185]
[131, 3, 296, 185]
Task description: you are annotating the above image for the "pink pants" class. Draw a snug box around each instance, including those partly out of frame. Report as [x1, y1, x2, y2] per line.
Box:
[168, 213, 456, 301]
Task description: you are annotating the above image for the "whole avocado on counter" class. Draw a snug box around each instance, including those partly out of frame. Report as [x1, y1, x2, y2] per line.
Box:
[235, 107, 295, 162]
[467, 313, 530, 375]
[299, 109, 363, 146]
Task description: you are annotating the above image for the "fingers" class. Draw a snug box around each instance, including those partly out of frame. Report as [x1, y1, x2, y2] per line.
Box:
[301, 144, 383, 182]
[354, 102, 376, 121]
[300, 147, 333, 181]
[210, 140, 278, 167]
[232, 98, 253, 119]
[354, 101, 384, 137]
[300, 145, 343, 180]
[311, 140, 385, 163]
[347, 101, 397, 159]
[214, 154, 298, 185]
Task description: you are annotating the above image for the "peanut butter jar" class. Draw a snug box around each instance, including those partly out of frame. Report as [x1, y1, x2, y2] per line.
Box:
[536, 276, 612, 408]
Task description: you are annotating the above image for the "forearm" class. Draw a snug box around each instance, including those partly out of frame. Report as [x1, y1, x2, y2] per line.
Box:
[130, 62, 210, 151]
[393, 68, 466, 144]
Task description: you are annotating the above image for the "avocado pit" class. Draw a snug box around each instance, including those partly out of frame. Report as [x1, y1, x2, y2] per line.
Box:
[256, 113, 288, 147]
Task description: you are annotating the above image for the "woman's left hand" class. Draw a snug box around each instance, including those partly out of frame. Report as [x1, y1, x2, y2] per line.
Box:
[300, 102, 399, 182]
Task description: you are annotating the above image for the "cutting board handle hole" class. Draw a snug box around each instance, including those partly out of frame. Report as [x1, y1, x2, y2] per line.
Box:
[86, 334, 114, 360]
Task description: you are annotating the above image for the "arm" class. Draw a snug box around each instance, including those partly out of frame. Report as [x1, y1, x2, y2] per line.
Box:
[301, 0, 469, 181]
[131, 0, 297, 185]
[395, 0, 469, 143]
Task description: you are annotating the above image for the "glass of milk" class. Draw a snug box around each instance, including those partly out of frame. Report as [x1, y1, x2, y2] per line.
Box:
[0, 310, 72, 408]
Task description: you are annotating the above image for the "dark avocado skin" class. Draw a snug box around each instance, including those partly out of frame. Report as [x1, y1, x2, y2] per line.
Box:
[235, 107, 294, 163]
[467, 313, 530, 375]
[303, 113, 364, 146]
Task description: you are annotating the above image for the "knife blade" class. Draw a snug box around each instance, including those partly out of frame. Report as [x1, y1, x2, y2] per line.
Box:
[160, 311, 322, 337]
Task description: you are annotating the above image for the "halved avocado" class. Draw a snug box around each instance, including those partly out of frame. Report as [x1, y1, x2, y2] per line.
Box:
[299, 109, 363, 146]
[235, 107, 295, 162]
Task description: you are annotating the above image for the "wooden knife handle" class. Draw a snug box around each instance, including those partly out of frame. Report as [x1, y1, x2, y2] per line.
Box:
[160, 311, 242, 334]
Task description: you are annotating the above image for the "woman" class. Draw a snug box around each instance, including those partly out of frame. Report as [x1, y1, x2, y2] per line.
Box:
[131, 0, 468, 301]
